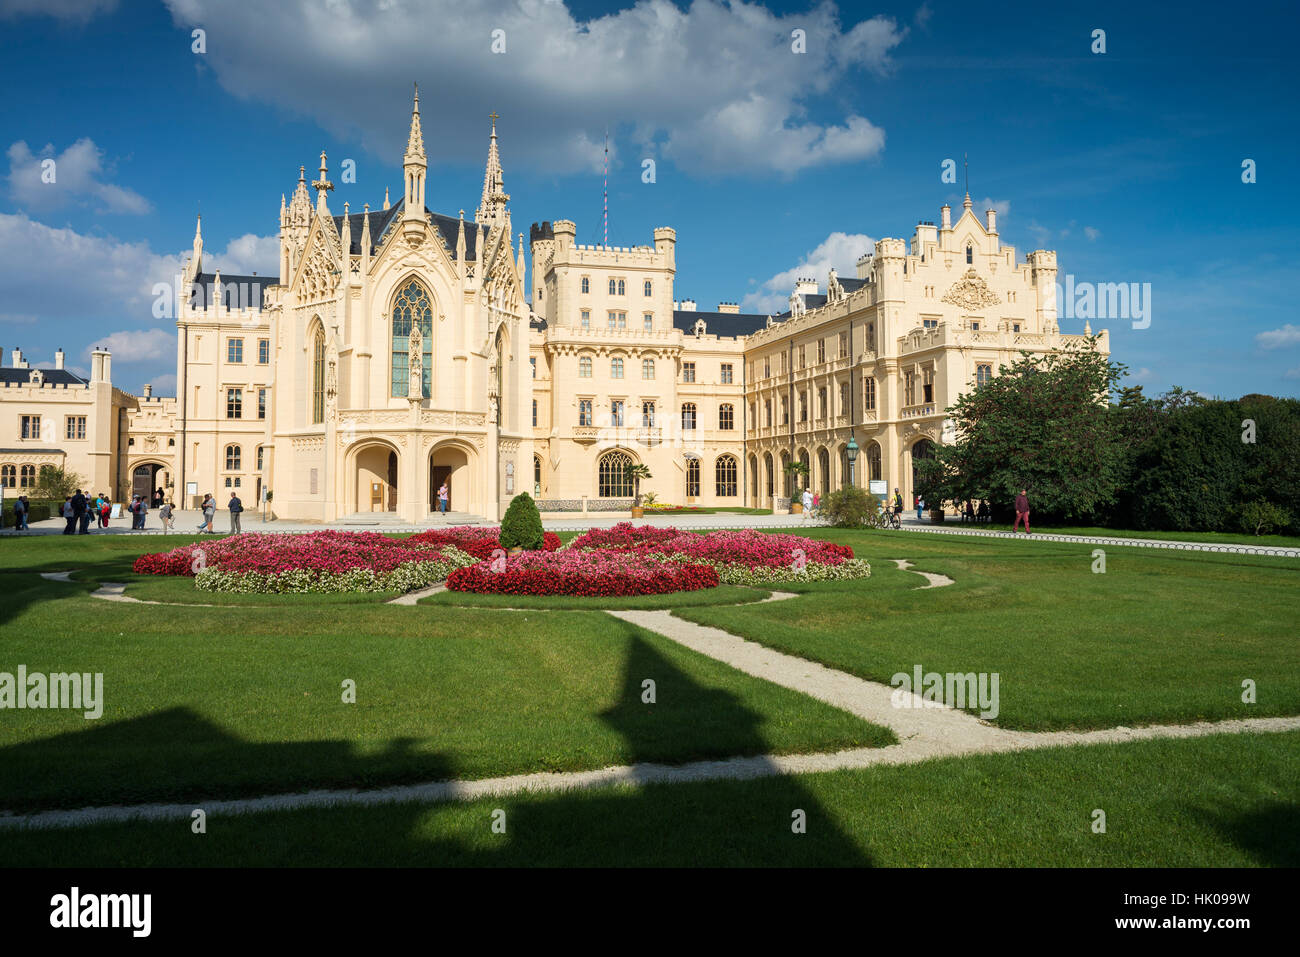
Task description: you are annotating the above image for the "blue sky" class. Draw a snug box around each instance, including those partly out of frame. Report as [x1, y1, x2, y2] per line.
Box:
[1, 0, 1296, 398]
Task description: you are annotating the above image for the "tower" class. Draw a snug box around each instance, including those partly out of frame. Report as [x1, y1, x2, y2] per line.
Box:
[476, 112, 510, 231]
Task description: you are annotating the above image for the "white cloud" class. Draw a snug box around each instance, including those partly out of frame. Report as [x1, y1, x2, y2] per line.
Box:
[1284, 367, 1300, 380]
[1084, 226, 1100, 241]
[0, 0, 116, 20]
[914, 3, 933, 29]
[974, 196, 1010, 222]
[1256, 324, 1300, 349]
[1133, 367, 1153, 380]
[207, 232, 280, 276]
[741, 230, 876, 313]
[6, 138, 151, 214]
[147, 373, 177, 395]
[160, 0, 905, 176]
[87, 330, 175, 364]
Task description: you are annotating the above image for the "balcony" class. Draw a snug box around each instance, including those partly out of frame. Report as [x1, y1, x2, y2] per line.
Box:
[900, 403, 936, 419]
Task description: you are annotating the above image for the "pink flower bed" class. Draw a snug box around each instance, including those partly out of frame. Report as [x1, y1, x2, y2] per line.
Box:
[566, 523, 684, 551]
[446, 549, 719, 596]
[569, 523, 855, 568]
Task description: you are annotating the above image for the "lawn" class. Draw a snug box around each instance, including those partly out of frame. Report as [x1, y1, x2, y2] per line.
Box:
[954, 523, 1300, 548]
[5, 730, 1295, 867]
[423, 584, 769, 610]
[677, 529, 1300, 730]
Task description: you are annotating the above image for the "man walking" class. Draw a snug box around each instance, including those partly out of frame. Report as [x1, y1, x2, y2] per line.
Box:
[1013, 488, 1031, 534]
[228, 491, 243, 533]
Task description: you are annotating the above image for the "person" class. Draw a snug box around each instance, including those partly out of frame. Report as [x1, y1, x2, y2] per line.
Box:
[1013, 488, 1031, 534]
[916, 496, 925, 522]
[159, 499, 174, 531]
[128, 495, 140, 530]
[964, 499, 976, 524]
[71, 488, 89, 535]
[202, 494, 217, 533]
[893, 487, 903, 520]
[153, 487, 164, 509]
[438, 483, 449, 515]
[100, 495, 111, 528]
[977, 499, 990, 524]
[62, 496, 75, 534]
[801, 486, 813, 521]
[228, 491, 243, 534]
[12, 495, 27, 531]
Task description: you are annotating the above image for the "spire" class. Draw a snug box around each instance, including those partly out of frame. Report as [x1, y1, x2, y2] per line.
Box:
[192, 212, 203, 261]
[289, 164, 312, 226]
[361, 203, 371, 257]
[383, 186, 390, 211]
[402, 85, 427, 220]
[405, 83, 426, 160]
[340, 201, 351, 252]
[456, 208, 466, 265]
[476, 111, 510, 227]
[962, 152, 972, 210]
[312, 151, 334, 213]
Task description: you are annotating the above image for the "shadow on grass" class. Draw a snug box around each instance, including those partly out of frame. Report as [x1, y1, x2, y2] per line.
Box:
[1196, 803, 1300, 867]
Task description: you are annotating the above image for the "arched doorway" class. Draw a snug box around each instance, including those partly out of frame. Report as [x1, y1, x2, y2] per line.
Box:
[911, 438, 936, 501]
[130, 462, 167, 503]
[355, 443, 398, 513]
[430, 442, 474, 514]
[763, 452, 774, 505]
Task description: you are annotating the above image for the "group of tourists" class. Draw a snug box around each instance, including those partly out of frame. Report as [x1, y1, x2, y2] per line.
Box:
[7, 485, 249, 535]
[196, 492, 243, 533]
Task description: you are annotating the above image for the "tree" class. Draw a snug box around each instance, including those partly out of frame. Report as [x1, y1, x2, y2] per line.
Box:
[623, 463, 652, 507]
[34, 465, 84, 501]
[499, 492, 544, 550]
[932, 337, 1126, 522]
[784, 460, 809, 492]
[821, 485, 881, 528]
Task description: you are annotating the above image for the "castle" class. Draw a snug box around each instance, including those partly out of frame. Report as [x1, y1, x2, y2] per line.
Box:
[0, 92, 1107, 520]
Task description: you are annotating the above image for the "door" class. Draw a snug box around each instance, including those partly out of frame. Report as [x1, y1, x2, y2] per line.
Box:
[430, 466, 451, 511]
[132, 464, 155, 501]
[386, 452, 398, 511]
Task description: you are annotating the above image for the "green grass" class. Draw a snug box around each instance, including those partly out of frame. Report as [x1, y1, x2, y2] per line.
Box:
[998, 524, 1300, 548]
[0, 562, 891, 812]
[677, 529, 1300, 731]
[5, 730, 1295, 866]
[423, 584, 768, 610]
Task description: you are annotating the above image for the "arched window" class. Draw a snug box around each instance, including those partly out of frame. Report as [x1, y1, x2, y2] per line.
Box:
[966, 243, 973, 265]
[867, 442, 882, 482]
[685, 456, 700, 497]
[681, 402, 696, 431]
[533, 455, 542, 496]
[256, 446, 264, 471]
[0, 465, 14, 487]
[818, 448, 830, 494]
[617, 279, 626, 295]
[225, 445, 241, 470]
[19, 465, 35, 488]
[764, 453, 774, 497]
[311, 325, 325, 423]
[644, 279, 652, 296]
[780, 451, 792, 497]
[716, 455, 737, 497]
[598, 450, 634, 497]
[580, 276, 590, 294]
[608, 278, 617, 295]
[719, 403, 734, 430]
[390, 278, 433, 399]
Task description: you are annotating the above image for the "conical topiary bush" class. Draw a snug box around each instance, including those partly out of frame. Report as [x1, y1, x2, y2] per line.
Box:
[499, 492, 545, 551]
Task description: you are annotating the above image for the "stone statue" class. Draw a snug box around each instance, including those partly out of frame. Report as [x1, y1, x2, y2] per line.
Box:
[407, 321, 423, 399]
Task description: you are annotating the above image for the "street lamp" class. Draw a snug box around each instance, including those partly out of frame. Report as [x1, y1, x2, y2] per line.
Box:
[846, 434, 859, 487]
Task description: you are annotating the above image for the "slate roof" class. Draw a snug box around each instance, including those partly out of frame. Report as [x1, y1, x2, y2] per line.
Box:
[331, 200, 480, 261]
[0, 367, 87, 386]
[191, 272, 275, 310]
[672, 309, 769, 339]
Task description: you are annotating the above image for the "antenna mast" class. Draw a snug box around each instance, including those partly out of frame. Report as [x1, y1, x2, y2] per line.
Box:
[603, 127, 609, 246]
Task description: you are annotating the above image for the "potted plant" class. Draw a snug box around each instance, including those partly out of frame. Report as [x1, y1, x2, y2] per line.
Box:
[499, 492, 544, 555]
[784, 461, 809, 513]
[624, 463, 652, 518]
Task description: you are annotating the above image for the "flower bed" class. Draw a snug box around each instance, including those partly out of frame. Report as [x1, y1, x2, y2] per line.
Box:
[195, 547, 476, 594]
[446, 549, 719, 596]
[406, 526, 560, 560]
[565, 522, 683, 551]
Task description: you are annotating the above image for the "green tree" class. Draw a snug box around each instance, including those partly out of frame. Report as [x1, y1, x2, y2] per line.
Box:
[821, 485, 881, 528]
[34, 465, 84, 501]
[499, 492, 544, 550]
[622, 463, 652, 507]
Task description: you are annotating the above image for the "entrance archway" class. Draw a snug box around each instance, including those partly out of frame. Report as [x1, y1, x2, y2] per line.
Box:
[429, 442, 473, 514]
[355, 443, 398, 513]
[130, 462, 167, 503]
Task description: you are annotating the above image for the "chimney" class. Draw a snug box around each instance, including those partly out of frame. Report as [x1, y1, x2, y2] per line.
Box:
[678, 298, 696, 312]
[55, 348, 65, 370]
[143, 383, 153, 398]
[717, 301, 739, 314]
[12, 348, 27, 369]
[794, 277, 818, 297]
[986, 208, 997, 233]
[91, 347, 110, 383]
[941, 204, 952, 229]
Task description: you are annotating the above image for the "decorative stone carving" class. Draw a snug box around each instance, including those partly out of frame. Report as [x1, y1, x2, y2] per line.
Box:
[941, 268, 1001, 310]
[407, 321, 423, 399]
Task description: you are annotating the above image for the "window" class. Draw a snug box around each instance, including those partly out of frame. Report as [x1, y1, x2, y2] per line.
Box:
[867, 443, 882, 482]
[227, 388, 243, 419]
[257, 446, 264, 471]
[818, 387, 827, 419]
[19, 464, 35, 488]
[863, 375, 877, 411]
[719, 404, 734, 431]
[20, 415, 40, 440]
[578, 399, 593, 426]
[644, 279, 652, 296]
[682, 361, 695, 383]
[681, 403, 697, 431]
[225, 477, 231, 488]
[780, 352, 787, 373]
[390, 278, 433, 399]
[0, 465, 13, 487]
[608, 278, 617, 295]
[976, 363, 993, 387]
[611, 358, 624, 379]
[581, 276, 590, 294]
[1013, 322, 1021, 333]
[642, 401, 655, 427]
[839, 382, 849, 416]
[225, 444, 241, 470]
[763, 357, 771, 378]
[904, 372, 916, 406]
[530, 357, 536, 378]
[720, 363, 733, 384]
[686, 456, 700, 497]
[234, 477, 241, 488]
[839, 331, 848, 357]
[258, 388, 267, 420]
[923, 319, 938, 329]
[607, 310, 626, 329]
[258, 339, 270, 364]
[534, 455, 542, 495]
[799, 392, 807, 422]
[579, 356, 592, 378]
[971, 321, 981, 332]
[227, 338, 244, 363]
[866, 322, 875, 351]
[781, 396, 789, 425]
[798, 345, 805, 369]
[611, 400, 624, 427]
[581, 310, 590, 330]
[598, 450, 634, 497]
[617, 279, 625, 295]
[312, 326, 326, 421]
[967, 244, 974, 264]
[642, 359, 655, 380]
[532, 399, 538, 427]
[817, 339, 825, 363]
[923, 370, 934, 404]
[65, 416, 86, 440]
[643, 313, 653, 331]
[764, 399, 772, 427]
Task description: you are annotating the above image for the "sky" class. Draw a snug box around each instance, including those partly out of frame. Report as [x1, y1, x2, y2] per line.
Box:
[0, 0, 1297, 398]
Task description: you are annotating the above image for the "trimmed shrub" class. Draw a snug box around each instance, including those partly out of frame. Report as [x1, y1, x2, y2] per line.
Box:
[820, 485, 882, 528]
[1234, 500, 1291, 537]
[499, 492, 545, 550]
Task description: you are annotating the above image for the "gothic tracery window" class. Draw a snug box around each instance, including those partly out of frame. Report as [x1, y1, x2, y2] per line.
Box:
[390, 278, 434, 398]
